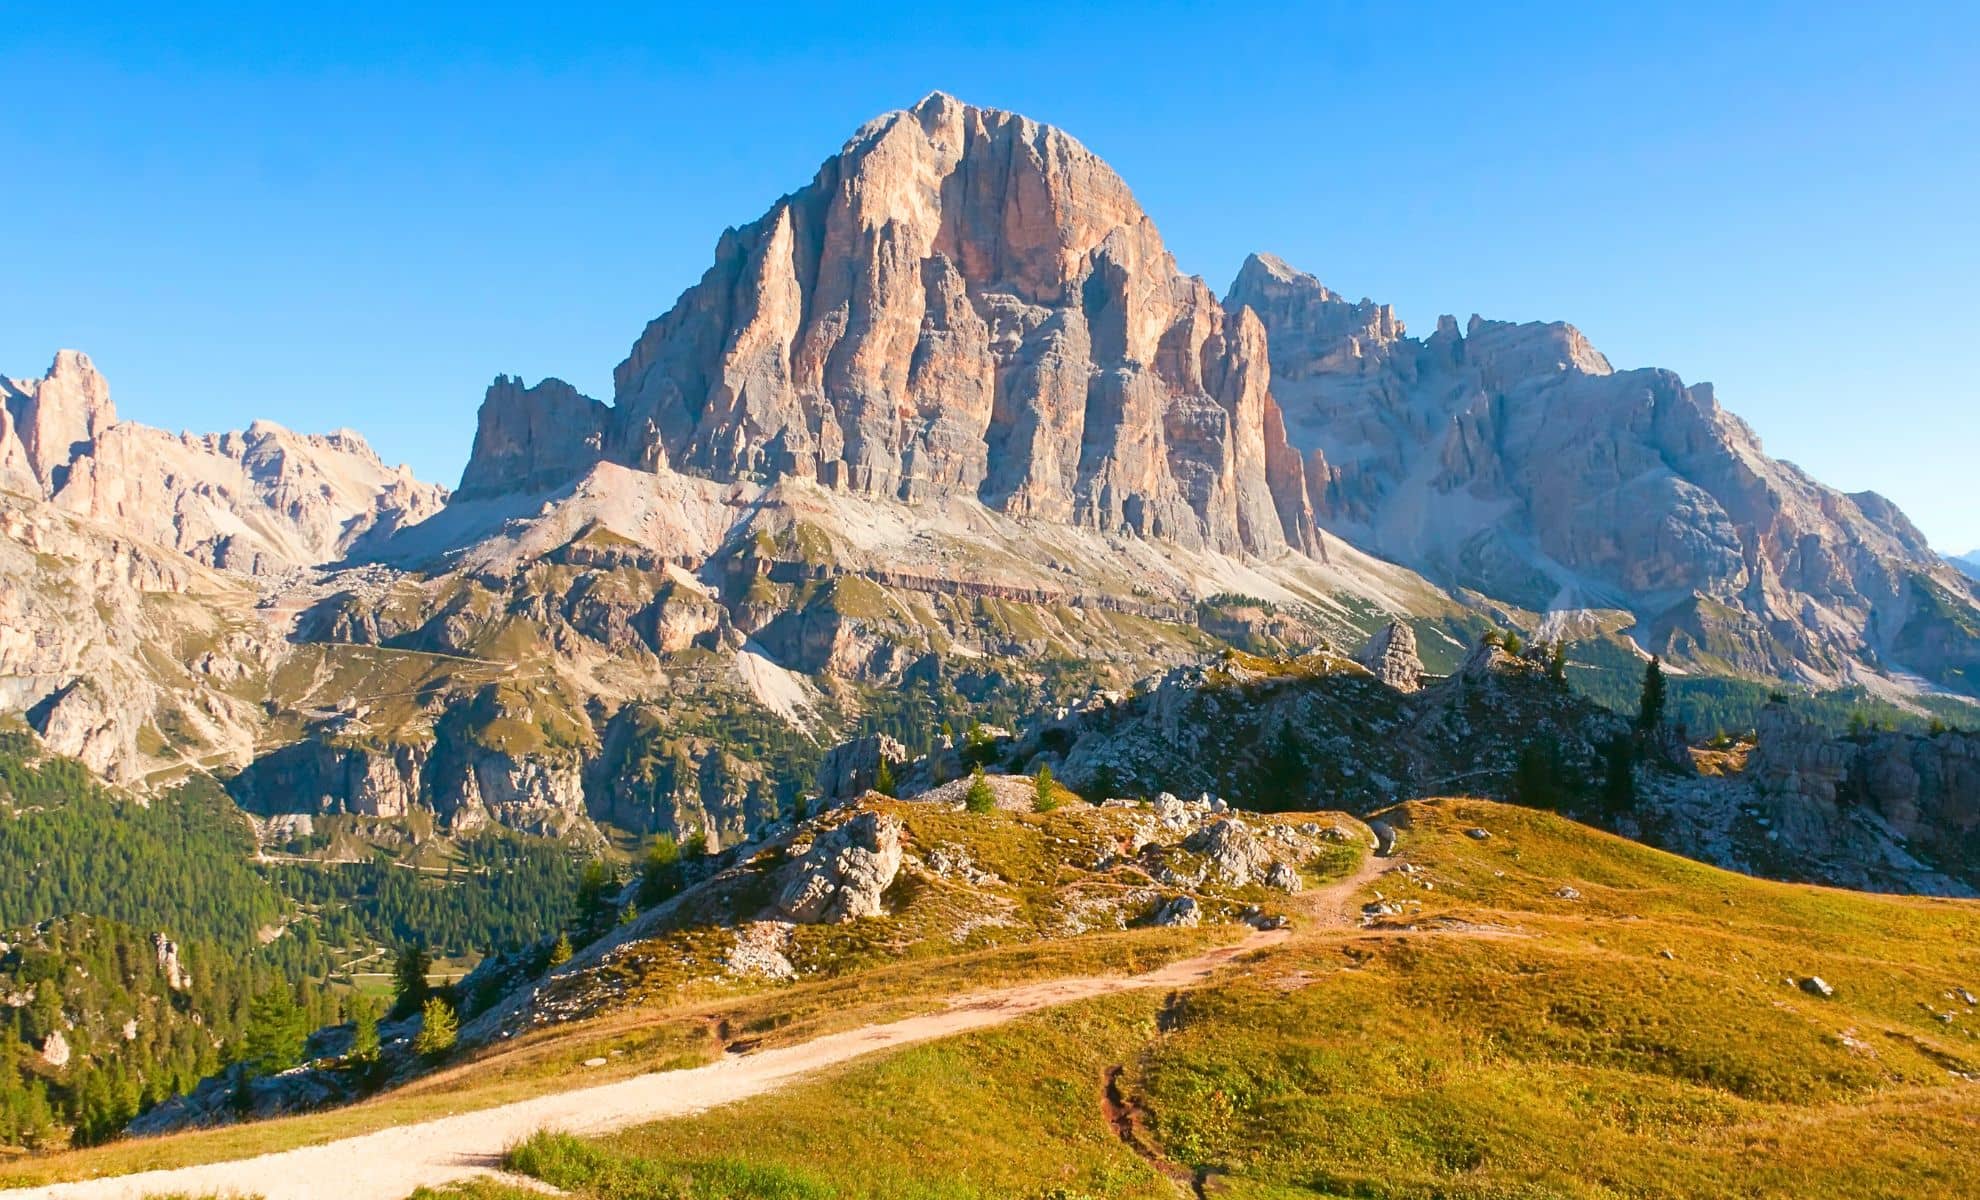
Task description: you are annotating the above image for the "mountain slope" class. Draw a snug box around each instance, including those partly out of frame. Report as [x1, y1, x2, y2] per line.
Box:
[1227, 253, 1980, 693]
[12, 797, 1978, 1199]
[478, 799, 1980, 1200]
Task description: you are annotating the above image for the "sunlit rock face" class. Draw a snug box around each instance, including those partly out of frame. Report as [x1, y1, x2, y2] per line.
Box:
[461, 92, 1320, 558]
[1228, 253, 1980, 690]
[3, 350, 446, 574]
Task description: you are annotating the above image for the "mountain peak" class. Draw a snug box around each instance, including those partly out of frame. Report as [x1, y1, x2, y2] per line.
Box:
[910, 89, 963, 118]
[457, 95, 1317, 558]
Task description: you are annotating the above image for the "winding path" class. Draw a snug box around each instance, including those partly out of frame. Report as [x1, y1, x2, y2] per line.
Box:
[6, 845, 1394, 1200]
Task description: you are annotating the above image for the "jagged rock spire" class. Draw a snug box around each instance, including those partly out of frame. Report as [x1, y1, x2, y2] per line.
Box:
[463, 95, 1321, 559]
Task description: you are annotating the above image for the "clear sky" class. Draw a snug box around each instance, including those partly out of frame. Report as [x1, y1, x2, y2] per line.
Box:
[5, 3, 1976, 551]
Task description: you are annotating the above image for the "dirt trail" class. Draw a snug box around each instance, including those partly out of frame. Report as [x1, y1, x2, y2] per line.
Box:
[5, 842, 1391, 1200]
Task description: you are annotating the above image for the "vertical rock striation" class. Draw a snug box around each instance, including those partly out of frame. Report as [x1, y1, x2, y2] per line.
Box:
[461, 93, 1320, 558]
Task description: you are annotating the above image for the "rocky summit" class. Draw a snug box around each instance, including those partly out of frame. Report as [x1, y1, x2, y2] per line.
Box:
[3, 350, 446, 575]
[459, 93, 1321, 561]
[447, 93, 1979, 696]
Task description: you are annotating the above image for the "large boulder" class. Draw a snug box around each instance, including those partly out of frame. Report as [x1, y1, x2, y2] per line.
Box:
[1358, 619, 1424, 693]
[774, 809, 905, 923]
[1186, 817, 1273, 887]
[815, 733, 909, 802]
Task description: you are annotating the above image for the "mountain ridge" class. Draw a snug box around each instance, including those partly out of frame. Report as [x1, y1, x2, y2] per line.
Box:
[438, 92, 1979, 696]
[2, 92, 1976, 839]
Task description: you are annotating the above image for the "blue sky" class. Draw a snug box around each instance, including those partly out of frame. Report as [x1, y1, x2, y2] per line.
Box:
[5, 3, 1976, 550]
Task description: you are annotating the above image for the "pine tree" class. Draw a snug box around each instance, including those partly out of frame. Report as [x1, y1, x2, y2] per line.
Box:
[1031, 765, 1059, 813]
[547, 932, 574, 968]
[1637, 656, 1668, 732]
[347, 994, 380, 1066]
[576, 860, 617, 938]
[392, 944, 433, 1017]
[1599, 736, 1637, 817]
[412, 996, 457, 1060]
[962, 720, 993, 768]
[242, 985, 307, 1076]
[24, 980, 60, 1045]
[964, 767, 996, 814]
[873, 756, 897, 797]
[1547, 640, 1569, 685]
[1511, 739, 1565, 811]
[638, 834, 683, 908]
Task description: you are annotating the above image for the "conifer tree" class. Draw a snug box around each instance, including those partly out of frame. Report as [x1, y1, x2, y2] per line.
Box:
[392, 944, 434, 1017]
[964, 767, 996, 814]
[1032, 765, 1059, 813]
[242, 985, 307, 1076]
[347, 994, 381, 1065]
[638, 834, 683, 907]
[413, 996, 457, 1060]
[1637, 656, 1668, 732]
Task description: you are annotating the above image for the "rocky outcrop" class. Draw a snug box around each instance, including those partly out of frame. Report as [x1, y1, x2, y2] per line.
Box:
[228, 740, 431, 822]
[2, 349, 116, 491]
[458, 93, 1320, 560]
[0, 491, 270, 783]
[1742, 702, 1980, 879]
[1358, 619, 1423, 692]
[4, 351, 446, 575]
[1185, 818, 1273, 886]
[455, 375, 610, 500]
[1227, 253, 1980, 691]
[153, 933, 192, 991]
[127, 1060, 361, 1136]
[815, 733, 908, 801]
[774, 808, 904, 922]
[229, 713, 598, 842]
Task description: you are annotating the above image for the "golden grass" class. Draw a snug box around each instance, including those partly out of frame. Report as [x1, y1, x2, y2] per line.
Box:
[0, 925, 1217, 1189]
[473, 798, 1980, 1200]
[22, 798, 1980, 1199]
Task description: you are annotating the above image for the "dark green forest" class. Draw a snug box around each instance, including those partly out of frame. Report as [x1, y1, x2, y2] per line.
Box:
[0, 728, 594, 1150]
[266, 837, 581, 957]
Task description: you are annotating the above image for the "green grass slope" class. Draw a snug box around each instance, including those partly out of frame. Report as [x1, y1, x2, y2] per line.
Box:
[450, 799, 1979, 1200]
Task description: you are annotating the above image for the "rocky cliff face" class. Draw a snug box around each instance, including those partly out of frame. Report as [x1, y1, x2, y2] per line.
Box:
[459, 92, 1319, 558]
[1226, 254, 1980, 691]
[3, 351, 446, 575]
[0, 491, 271, 781]
[1744, 704, 1980, 879]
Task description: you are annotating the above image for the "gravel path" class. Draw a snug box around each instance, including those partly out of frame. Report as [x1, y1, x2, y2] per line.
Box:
[8, 835, 1388, 1200]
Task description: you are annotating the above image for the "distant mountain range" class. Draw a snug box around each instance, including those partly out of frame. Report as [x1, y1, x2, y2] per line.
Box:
[1949, 551, 1980, 582]
[3, 91, 1977, 847]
